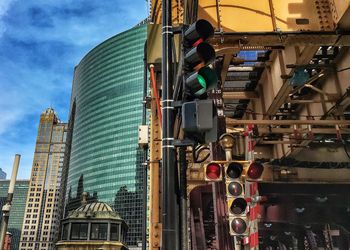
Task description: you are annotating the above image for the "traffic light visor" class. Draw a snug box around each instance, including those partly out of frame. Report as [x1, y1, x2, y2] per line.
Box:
[185, 42, 215, 67]
[247, 162, 264, 179]
[186, 67, 218, 97]
[184, 19, 214, 45]
[198, 67, 218, 90]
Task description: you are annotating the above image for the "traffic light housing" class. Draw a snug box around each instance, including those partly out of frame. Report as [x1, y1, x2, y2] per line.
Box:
[246, 161, 264, 180]
[181, 19, 218, 143]
[182, 19, 217, 99]
[224, 161, 249, 236]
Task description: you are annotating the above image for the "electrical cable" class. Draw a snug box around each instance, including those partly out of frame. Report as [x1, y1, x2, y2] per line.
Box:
[337, 67, 350, 72]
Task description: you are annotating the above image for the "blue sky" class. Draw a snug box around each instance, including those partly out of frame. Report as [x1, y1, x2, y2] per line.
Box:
[0, 0, 148, 179]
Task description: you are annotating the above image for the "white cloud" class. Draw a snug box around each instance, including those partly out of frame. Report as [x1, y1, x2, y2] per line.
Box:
[0, 0, 16, 37]
[0, 0, 148, 179]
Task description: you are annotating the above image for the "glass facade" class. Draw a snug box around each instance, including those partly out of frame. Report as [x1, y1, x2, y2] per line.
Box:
[0, 168, 6, 179]
[65, 24, 146, 246]
[0, 180, 29, 250]
[20, 108, 67, 250]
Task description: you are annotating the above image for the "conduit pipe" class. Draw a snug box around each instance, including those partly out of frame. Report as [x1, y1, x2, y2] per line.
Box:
[150, 64, 162, 126]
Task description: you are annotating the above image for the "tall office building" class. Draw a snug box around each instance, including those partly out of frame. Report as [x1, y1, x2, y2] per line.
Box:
[0, 180, 29, 250]
[19, 108, 67, 250]
[64, 24, 146, 247]
[0, 168, 6, 179]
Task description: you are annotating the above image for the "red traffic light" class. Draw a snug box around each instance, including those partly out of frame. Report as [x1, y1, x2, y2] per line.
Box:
[231, 218, 247, 235]
[247, 162, 264, 179]
[230, 197, 247, 214]
[185, 42, 215, 68]
[227, 181, 243, 196]
[205, 163, 221, 181]
[226, 162, 243, 179]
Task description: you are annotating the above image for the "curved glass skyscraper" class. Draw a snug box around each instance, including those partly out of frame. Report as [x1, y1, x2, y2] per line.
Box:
[65, 24, 146, 247]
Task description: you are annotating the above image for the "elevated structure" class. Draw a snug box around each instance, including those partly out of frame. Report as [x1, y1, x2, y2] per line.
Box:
[19, 108, 67, 250]
[147, 0, 350, 249]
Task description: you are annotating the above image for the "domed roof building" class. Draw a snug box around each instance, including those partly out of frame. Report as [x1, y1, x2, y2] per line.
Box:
[56, 199, 128, 250]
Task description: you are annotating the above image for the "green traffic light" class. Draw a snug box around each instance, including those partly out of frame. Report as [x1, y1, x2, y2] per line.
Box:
[185, 67, 218, 97]
[198, 67, 218, 90]
[194, 74, 207, 96]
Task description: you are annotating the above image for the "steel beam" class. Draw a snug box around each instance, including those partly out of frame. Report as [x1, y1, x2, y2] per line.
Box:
[223, 91, 259, 100]
[253, 127, 350, 135]
[149, 81, 162, 250]
[226, 118, 350, 126]
[265, 46, 319, 116]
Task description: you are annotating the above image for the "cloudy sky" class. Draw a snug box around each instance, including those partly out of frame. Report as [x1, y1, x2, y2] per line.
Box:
[0, 0, 148, 179]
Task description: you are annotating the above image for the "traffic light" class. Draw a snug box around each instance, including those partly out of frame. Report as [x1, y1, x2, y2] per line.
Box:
[246, 161, 264, 180]
[204, 162, 222, 182]
[182, 19, 218, 99]
[181, 19, 218, 143]
[224, 161, 249, 236]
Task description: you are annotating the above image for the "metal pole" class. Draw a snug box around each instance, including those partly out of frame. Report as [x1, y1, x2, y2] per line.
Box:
[179, 147, 188, 250]
[0, 154, 20, 249]
[161, 0, 179, 249]
[142, 41, 148, 250]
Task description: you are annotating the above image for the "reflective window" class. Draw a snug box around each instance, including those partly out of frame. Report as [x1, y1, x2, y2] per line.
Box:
[110, 224, 120, 241]
[62, 223, 69, 240]
[90, 223, 108, 240]
[71, 223, 88, 240]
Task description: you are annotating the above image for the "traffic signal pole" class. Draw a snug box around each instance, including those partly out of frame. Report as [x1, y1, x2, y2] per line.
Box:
[161, 0, 179, 249]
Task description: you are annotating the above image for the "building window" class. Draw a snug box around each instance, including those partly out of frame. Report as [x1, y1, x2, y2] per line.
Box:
[71, 223, 88, 240]
[62, 223, 69, 240]
[91, 223, 108, 240]
[110, 224, 120, 241]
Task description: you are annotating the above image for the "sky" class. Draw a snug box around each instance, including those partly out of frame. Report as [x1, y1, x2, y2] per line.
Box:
[0, 0, 148, 179]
